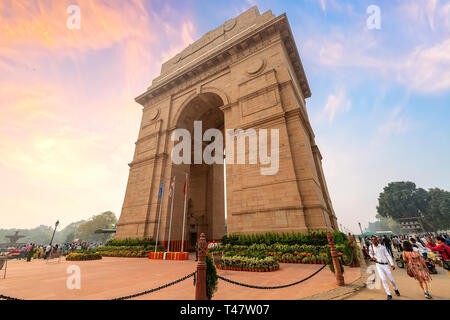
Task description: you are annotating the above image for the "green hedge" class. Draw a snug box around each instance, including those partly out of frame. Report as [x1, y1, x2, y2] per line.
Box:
[221, 231, 348, 246]
[105, 237, 156, 247]
[95, 245, 164, 252]
[206, 255, 218, 300]
[66, 252, 102, 261]
[213, 231, 358, 268]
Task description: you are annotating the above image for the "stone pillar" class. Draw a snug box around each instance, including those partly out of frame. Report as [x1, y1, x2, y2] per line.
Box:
[348, 233, 360, 267]
[195, 233, 207, 300]
[327, 231, 344, 286]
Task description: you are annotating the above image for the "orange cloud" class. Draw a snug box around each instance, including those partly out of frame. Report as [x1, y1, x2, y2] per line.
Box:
[0, 1, 198, 228]
[0, 0, 197, 83]
[0, 0, 150, 51]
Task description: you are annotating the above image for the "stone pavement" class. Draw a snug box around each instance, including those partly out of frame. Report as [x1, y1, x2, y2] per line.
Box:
[341, 260, 450, 300]
[0, 254, 360, 300]
[333, 245, 450, 301]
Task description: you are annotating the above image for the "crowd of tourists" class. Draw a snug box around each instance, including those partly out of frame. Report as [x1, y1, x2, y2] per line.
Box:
[6, 241, 102, 261]
[360, 232, 450, 259]
[359, 232, 450, 300]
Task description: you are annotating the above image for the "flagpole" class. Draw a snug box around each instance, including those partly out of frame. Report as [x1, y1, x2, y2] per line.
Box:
[181, 173, 189, 252]
[154, 183, 164, 254]
[167, 175, 176, 253]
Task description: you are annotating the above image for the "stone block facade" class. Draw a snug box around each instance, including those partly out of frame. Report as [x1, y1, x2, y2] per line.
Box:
[116, 6, 339, 243]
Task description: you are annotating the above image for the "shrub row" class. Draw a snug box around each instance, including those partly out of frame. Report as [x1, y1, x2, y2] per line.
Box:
[95, 245, 164, 252]
[221, 231, 348, 246]
[104, 237, 156, 247]
[214, 255, 279, 270]
[66, 253, 102, 261]
[100, 250, 150, 257]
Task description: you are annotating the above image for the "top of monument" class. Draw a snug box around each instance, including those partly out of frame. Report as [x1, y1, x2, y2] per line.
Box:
[157, 6, 273, 80]
[138, 6, 311, 103]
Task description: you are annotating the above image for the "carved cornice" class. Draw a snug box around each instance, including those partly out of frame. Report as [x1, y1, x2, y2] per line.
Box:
[135, 12, 311, 106]
[231, 205, 304, 216]
[128, 152, 169, 168]
[311, 145, 323, 160]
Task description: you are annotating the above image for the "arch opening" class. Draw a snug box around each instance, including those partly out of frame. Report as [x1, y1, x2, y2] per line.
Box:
[172, 92, 226, 247]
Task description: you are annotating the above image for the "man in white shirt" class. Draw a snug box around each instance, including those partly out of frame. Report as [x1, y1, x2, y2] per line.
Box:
[45, 245, 51, 259]
[369, 235, 400, 300]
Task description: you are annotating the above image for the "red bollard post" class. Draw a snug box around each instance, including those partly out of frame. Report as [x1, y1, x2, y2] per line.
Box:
[195, 233, 207, 300]
[327, 231, 344, 286]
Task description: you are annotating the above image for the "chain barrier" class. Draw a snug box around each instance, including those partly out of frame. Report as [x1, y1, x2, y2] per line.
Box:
[1, 272, 197, 301]
[217, 264, 327, 289]
[0, 294, 23, 301]
[339, 250, 354, 267]
[112, 271, 197, 300]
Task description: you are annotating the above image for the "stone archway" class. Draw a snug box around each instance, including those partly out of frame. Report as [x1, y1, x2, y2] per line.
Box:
[170, 92, 226, 244]
[116, 6, 339, 242]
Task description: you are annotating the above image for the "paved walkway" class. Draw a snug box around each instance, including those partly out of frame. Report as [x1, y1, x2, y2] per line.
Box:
[340, 248, 450, 300]
[0, 254, 360, 300]
[341, 264, 450, 300]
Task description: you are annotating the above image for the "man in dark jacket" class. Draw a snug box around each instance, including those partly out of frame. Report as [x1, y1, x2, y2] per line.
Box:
[382, 235, 393, 257]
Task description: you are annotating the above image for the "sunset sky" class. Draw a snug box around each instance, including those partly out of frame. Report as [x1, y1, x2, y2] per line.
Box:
[1, 0, 449, 234]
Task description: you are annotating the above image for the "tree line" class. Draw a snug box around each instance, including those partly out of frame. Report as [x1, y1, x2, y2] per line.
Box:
[374, 181, 450, 232]
[0, 211, 117, 245]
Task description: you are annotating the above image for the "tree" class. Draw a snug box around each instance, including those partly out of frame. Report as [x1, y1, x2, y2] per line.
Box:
[377, 182, 423, 220]
[64, 232, 76, 243]
[76, 211, 117, 243]
[424, 188, 450, 230]
[55, 220, 86, 243]
[377, 182, 450, 232]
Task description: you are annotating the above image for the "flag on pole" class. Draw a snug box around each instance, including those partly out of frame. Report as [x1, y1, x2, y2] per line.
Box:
[181, 173, 189, 252]
[158, 182, 164, 199]
[168, 176, 175, 197]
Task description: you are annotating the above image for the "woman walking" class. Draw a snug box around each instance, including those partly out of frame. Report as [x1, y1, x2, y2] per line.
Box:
[402, 241, 432, 299]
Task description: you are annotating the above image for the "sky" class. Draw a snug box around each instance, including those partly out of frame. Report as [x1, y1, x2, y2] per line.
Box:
[1, 0, 449, 234]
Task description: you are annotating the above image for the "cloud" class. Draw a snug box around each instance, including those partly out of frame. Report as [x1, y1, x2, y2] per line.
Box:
[398, 39, 450, 93]
[161, 21, 196, 62]
[0, 0, 197, 85]
[302, 23, 450, 94]
[319, 89, 352, 123]
[371, 105, 409, 147]
[0, 1, 199, 228]
[0, 82, 133, 228]
[319, 0, 327, 11]
[398, 0, 440, 31]
[302, 30, 382, 70]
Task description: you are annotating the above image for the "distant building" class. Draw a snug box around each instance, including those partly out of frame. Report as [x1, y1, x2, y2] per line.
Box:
[397, 217, 424, 233]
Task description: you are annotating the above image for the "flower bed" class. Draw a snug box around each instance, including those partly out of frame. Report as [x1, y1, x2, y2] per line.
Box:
[216, 265, 279, 272]
[104, 237, 155, 247]
[209, 242, 353, 266]
[275, 252, 329, 264]
[101, 250, 150, 258]
[66, 252, 102, 261]
[148, 252, 189, 260]
[214, 255, 279, 272]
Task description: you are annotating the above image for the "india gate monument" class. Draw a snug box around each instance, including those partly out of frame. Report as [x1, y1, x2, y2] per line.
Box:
[116, 7, 339, 245]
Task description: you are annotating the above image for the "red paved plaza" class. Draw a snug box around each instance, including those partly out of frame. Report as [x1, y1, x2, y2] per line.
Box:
[0, 255, 360, 300]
